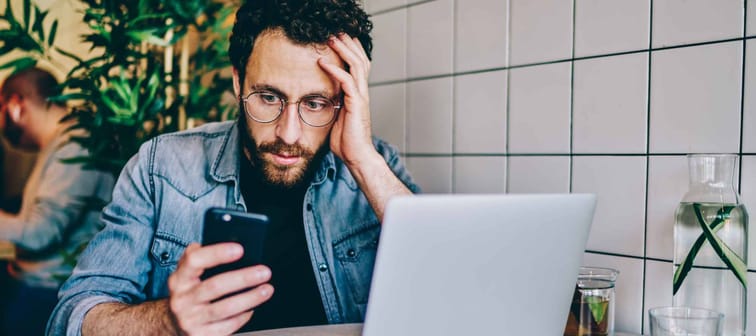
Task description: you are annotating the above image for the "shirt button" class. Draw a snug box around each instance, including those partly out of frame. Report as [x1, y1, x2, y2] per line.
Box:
[346, 249, 356, 258]
[318, 263, 328, 272]
[306, 203, 313, 211]
[160, 252, 170, 261]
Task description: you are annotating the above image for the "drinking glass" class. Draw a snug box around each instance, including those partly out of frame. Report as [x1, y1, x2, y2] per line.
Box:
[648, 306, 723, 336]
[564, 267, 619, 336]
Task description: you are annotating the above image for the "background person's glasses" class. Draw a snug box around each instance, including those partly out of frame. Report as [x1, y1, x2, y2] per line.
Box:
[241, 91, 340, 127]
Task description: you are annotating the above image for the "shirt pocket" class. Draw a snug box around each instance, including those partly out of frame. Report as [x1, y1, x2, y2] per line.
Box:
[150, 232, 187, 270]
[333, 222, 381, 305]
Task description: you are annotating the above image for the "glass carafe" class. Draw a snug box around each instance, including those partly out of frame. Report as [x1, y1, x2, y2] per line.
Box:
[673, 154, 748, 336]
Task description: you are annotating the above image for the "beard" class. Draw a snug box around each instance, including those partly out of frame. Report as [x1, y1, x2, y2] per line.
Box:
[239, 116, 328, 189]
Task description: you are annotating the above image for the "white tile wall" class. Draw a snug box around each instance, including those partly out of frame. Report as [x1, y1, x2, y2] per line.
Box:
[646, 156, 688, 260]
[370, 9, 407, 83]
[370, 83, 406, 152]
[406, 157, 452, 193]
[750, 273, 756, 333]
[454, 70, 507, 154]
[644, 260, 674, 332]
[652, 0, 743, 48]
[649, 42, 742, 154]
[509, 0, 573, 65]
[582, 253, 644, 334]
[574, 0, 649, 57]
[454, 0, 508, 72]
[365, 0, 404, 14]
[743, 40, 756, 153]
[572, 156, 647, 257]
[453, 156, 506, 194]
[408, 0, 454, 78]
[573, 53, 648, 153]
[507, 156, 570, 193]
[508, 62, 572, 154]
[749, 1, 756, 37]
[367, 0, 755, 332]
[407, 77, 453, 153]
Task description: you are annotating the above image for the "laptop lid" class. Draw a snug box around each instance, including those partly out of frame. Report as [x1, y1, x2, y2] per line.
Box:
[362, 194, 597, 336]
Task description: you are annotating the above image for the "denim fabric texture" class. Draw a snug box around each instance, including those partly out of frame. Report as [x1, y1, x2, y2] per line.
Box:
[46, 120, 419, 335]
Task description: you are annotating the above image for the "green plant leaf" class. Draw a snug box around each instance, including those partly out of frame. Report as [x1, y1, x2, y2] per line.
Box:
[23, 0, 31, 31]
[0, 56, 37, 73]
[48, 92, 91, 104]
[33, 6, 43, 41]
[692, 203, 748, 289]
[48, 20, 59, 45]
[585, 296, 608, 324]
[672, 205, 733, 294]
[55, 47, 83, 63]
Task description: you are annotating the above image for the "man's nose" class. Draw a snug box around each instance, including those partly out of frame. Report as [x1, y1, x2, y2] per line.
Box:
[275, 103, 303, 144]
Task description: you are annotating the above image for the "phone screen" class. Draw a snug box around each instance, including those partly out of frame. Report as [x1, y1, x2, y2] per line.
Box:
[201, 207, 269, 280]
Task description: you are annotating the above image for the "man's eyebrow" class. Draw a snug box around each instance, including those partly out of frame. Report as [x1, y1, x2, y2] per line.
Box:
[249, 84, 287, 99]
[249, 83, 338, 100]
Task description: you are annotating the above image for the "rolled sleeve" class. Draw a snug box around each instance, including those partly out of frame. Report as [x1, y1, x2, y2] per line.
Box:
[47, 140, 158, 335]
[373, 137, 421, 194]
[47, 293, 122, 336]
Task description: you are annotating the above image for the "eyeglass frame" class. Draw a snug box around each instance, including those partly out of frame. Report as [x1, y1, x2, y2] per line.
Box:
[239, 90, 342, 127]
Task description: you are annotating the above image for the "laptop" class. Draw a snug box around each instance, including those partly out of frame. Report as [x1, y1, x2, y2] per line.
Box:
[362, 194, 597, 336]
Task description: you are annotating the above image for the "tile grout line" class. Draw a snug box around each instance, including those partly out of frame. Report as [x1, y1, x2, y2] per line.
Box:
[739, 1, 748, 196]
[368, 36, 752, 88]
[568, 0, 576, 194]
[640, 1, 653, 333]
[450, 0, 457, 193]
[504, 0, 512, 194]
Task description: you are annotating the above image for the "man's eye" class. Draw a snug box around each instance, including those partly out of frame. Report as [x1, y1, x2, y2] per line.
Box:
[303, 98, 329, 111]
[258, 93, 280, 104]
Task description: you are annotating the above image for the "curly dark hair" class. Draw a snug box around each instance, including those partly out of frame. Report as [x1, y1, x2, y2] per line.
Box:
[229, 0, 373, 81]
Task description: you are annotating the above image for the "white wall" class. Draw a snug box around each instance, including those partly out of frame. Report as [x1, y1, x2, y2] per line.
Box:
[366, 0, 756, 334]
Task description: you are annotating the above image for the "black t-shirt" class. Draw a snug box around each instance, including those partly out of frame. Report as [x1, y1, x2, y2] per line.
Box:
[238, 156, 327, 332]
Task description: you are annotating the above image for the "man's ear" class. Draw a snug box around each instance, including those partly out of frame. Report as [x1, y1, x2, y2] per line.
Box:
[232, 68, 241, 98]
[6, 95, 23, 123]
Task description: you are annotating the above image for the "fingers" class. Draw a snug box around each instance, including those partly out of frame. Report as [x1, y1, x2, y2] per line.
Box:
[327, 33, 370, 93]
[195, 265, 271, 303]
[203, 310, 255, 336]
[205, 284, 274, 322]
[167, 243, 273, 335]
[318, 59, 360, 98]
[170, 242, 243, 293]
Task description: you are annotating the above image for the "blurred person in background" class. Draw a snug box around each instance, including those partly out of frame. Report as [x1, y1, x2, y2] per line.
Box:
[0, 67, 115, 335]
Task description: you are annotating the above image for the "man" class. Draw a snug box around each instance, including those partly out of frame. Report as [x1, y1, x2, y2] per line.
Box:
[0, 67, 115, 335]
[48, 0, 419, 335]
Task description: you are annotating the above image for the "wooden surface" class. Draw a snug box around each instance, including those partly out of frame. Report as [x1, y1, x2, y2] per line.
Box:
[236, 323, 643, 336]
[237, 323, 362, 336]
[0, 241, 14, 260]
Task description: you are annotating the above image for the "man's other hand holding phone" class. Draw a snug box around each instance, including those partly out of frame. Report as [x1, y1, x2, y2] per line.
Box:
[166, 242, 274, 336]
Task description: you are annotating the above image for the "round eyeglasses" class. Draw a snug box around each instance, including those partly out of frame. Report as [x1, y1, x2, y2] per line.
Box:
[240, 91, 341, 127]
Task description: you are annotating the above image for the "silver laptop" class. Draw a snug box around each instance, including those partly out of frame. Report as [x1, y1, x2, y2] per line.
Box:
[362, 194, 597, 336]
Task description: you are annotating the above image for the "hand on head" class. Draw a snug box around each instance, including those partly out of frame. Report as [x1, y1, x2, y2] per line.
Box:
[318, 33, 377, 168]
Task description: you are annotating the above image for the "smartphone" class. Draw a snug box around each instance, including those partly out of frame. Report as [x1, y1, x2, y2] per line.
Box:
[201, 207, 269, 281]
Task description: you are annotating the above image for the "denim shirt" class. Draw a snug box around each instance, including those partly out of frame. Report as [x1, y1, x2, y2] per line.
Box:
[47, 121, 419, 335]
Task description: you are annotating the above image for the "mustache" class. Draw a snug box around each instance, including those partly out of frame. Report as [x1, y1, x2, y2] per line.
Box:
[257, 139, 315, 159]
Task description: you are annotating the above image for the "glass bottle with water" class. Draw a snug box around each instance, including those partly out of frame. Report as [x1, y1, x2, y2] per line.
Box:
[674, 154, 748, 336]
